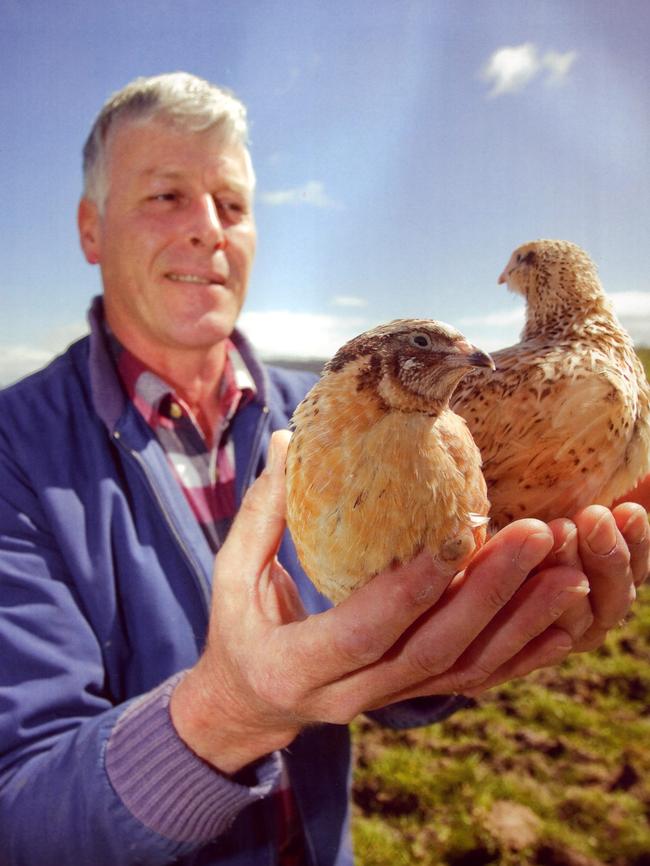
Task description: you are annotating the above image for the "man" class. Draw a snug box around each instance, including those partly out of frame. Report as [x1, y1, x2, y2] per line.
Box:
[0, 72, 646, 866]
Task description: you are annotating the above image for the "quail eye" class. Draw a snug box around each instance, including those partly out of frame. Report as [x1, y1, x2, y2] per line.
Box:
[410, 333, 432, 349]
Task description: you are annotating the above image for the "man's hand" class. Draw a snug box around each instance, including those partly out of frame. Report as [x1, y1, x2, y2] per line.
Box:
[540, 501, 648, 652]
[170, 432, 647, 774]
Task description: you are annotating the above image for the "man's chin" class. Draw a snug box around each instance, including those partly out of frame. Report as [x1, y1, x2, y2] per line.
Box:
[170, 312, 238, 350]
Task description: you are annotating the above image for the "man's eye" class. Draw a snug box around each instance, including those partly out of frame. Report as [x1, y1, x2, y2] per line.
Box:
[220, 200, 244, 214]
[153, 192, 178, 202]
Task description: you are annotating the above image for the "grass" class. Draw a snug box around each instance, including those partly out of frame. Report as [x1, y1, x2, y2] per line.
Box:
[352, 586, 650, 865]
[350, 348, 650, 866]
[636, 348, 650, 379]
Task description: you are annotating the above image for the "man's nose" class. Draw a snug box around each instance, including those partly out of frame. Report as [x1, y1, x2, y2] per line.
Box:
[189, 195, 226, 250]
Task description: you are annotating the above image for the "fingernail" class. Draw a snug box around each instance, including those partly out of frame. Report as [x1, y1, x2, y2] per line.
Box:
[553, 527, 578, 563]
[622, 511, 649, 545]
[586, 512, 617, 556]
[564, 582, 590, 596]
[550, 583, 590, 616]
[265, 433, 281, 475]
[439, 530, 474, 563]
[516, 531, 553, 572]
[542, 636, 574, 665]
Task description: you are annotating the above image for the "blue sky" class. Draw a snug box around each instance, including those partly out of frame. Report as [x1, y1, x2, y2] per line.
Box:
[1, 0, 649, 383]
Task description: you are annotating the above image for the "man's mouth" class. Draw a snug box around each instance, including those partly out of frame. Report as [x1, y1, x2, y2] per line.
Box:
[166, 272, 226, 285]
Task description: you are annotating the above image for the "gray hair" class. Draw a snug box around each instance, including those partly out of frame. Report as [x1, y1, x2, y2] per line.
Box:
[82, 72, 250, 209]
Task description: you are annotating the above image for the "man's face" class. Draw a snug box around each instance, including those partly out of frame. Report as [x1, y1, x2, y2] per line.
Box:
[79, 118, 257, 356]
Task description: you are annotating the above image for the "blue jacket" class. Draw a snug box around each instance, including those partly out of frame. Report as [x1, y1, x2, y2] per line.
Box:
[0, 299, 466, 866]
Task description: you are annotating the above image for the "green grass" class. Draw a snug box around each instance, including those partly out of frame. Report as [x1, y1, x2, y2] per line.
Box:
[636, 347, 650, 380]
[352, 585, 650, 865]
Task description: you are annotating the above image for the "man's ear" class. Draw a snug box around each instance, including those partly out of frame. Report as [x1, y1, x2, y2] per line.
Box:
[78, 198, 102, 265]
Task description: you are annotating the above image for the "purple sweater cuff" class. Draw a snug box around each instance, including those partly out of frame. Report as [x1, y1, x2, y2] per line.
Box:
[105, 672, 282, 843]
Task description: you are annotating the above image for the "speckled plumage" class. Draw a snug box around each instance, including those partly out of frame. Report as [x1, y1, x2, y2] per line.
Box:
[451, 239, 650, 530]
[285, 319, 493, 603]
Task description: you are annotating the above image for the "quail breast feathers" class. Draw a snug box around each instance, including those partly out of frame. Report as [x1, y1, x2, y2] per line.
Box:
[451, 239, 650, 530]
[286, 319, 494, 603]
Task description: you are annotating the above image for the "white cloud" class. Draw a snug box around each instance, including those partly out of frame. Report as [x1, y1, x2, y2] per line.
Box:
[458, 308, 525, 329]
[259, 180, 342, 209]
[0, 321, 87, 386]
[0, 313, 354, 383]
[457, 291, 650, 349]
[543, 50, 578, 86]
[609, 291, 650, 317]
[455, 308, 524, 353]
[610, 291, 650, 345]
[480, 43, 577, 98]
[239, 309, 369, 359]
[0, 345, 54, 386]
[481, 43, 540, 98]
[331, 295, 368, 308]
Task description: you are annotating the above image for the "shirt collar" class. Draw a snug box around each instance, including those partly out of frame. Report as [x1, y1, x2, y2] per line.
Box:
[105, 326, 256, 440]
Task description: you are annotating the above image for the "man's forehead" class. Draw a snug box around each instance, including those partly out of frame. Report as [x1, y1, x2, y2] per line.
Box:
[107, 118, 254, 188]
[140, 160, 254, 191]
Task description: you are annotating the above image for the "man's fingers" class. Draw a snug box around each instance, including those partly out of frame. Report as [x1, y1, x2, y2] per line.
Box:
[447, 568, 590, 686]
[315, 519, 553, 691]
[215, 429, 292, 595]
[380, 565, 588, 703]
[540, 518, 580, 569]
[304, 520, 555, 715]
[538, 518, 600, 639]
[574, 505, 635, 630]
[395, 521, 555, 677]
[282, 550, 458, 691]
[462, 628, 575, 696]
[613, 501, 649, 587]
[257, 559, 308, 625]
[211, 429, 294, 633]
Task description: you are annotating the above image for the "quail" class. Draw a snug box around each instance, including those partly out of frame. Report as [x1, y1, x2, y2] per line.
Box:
[286, 319, 494, 602]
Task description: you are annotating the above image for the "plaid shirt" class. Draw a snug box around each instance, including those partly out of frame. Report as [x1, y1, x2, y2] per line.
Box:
[112, 337, 306, 863]
[114, 340, 254, 553]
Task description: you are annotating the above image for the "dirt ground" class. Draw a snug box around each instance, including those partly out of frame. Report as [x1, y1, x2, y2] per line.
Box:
[352, 588, 650, 866]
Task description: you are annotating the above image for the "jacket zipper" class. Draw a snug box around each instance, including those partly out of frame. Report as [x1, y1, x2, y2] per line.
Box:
[111, 403, 272, 611]
[240, 405, 271, 496]
[111, 430, 212, 612]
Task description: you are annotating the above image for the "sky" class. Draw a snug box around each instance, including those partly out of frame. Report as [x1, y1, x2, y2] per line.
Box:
[1, 0, 649, 384]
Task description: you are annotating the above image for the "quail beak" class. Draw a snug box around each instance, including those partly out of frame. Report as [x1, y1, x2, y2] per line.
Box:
[448, 340, 496, 371]
[498, 270, 507, 285]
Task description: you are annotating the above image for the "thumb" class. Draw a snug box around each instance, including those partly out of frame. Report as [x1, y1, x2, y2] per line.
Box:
[215, 429, 292, 592]
[262, 427, 292, 482]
